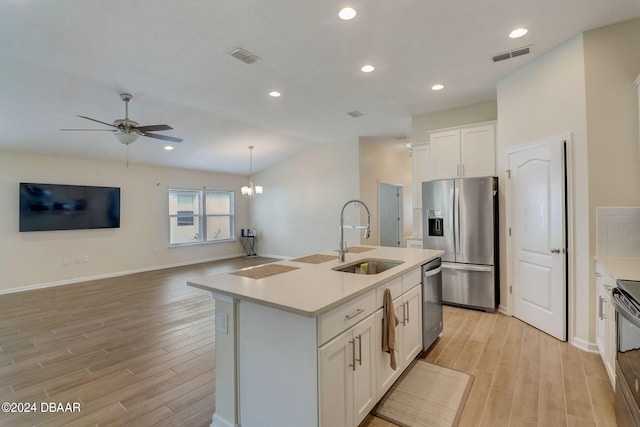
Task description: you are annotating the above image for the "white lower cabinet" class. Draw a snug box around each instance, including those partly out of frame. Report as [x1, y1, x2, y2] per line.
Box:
[595, 262, 616, 388]
[374, 284, 423, 398]
[319, 314, 376, 427]
[400, 285, 423, 367]
[318, 268, 424, 427]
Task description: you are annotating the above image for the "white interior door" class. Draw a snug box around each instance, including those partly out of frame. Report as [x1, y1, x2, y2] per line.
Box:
[508, 139, 567, 341]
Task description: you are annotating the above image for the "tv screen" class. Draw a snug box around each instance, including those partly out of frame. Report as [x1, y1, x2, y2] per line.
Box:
[19, 183, 121, 232]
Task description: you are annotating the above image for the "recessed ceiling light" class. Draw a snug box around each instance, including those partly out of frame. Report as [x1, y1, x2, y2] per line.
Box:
[361, 65, 375, 73]
[339, 7, 356, 20]
[431, 84, 444, 91]
[164, 145, 174, 151]
[509, 28, 528, 38]
[269, 91, 281, 97]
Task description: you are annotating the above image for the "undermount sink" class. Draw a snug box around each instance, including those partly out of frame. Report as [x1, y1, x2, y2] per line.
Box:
[332, 258, 404, 275]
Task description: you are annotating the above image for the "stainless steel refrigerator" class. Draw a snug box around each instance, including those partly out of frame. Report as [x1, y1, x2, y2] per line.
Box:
[422, 177, 499, 312]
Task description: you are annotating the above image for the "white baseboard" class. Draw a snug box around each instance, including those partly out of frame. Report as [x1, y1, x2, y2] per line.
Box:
[256, 253, 291, 260]
[211, 412, 239, 427]
[571, 336, 598, 353]
[0, 253, 246, 295]
[498, 304, 511, 315]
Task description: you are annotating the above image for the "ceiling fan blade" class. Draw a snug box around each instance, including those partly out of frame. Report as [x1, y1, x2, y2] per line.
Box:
[142, 132, 183, 143]
[60, 128, 116, 131]
[136, 124, 173, 132]
[77, 115, 116, 128]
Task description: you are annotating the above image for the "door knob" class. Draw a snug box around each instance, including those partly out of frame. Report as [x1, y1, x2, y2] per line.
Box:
[550, 248, 562, 254]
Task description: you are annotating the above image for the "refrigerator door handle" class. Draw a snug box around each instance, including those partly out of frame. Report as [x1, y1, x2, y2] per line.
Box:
[454, 185, 461, 254]
[442, 262, 493, 272]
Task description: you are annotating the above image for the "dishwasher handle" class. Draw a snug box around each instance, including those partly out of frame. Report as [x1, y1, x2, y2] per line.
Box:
[423, 267, 442, 278]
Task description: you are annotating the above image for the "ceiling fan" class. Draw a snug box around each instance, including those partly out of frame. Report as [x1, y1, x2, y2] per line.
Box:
[61, 93, 183, 145]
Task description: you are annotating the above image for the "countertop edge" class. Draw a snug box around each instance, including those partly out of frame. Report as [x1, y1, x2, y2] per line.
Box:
[188, 248, 443, 317]
[594, 256, 640, 282]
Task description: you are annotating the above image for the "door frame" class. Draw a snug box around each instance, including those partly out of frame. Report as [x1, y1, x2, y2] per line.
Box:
[378, 181, 403, 247]
[505, 133, 574, 342]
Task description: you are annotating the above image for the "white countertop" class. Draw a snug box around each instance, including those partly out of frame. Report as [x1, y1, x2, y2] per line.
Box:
[595, 256, 640, 282]
[188, 246, 443, 317]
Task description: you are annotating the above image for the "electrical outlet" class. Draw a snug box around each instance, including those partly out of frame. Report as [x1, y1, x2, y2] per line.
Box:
[217, 313, 228, 335]
[63, 258, 69, 266]
[75, 256, 81, 265]
[83, 255, 90, 263]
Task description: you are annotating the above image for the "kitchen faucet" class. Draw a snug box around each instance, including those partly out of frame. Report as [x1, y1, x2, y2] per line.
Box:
[338, 200, 371, 262]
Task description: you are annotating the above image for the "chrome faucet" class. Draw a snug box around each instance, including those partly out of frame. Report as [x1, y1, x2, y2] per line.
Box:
[339, 200, 371, 262]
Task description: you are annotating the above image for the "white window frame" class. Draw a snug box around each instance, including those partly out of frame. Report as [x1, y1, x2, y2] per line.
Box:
[168, 188, 235, 246]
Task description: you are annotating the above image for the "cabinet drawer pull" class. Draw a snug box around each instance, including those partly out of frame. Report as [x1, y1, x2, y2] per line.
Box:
[345, 308, 365, 320]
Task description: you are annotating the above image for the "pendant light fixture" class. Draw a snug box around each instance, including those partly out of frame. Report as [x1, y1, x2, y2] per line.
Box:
[241, 146, 263, 198]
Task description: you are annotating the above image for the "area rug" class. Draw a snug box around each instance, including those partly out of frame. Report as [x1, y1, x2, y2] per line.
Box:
[372, 360, 473, 427]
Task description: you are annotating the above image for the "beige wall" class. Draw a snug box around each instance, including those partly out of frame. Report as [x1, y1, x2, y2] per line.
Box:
[584, 19, 640, 227]
[251, 139, 360, 258]
[0, 151, 249, 292]
[358, 139, 413, 246]
[411, 100, 498, 143]
[497, 34, 591, 346]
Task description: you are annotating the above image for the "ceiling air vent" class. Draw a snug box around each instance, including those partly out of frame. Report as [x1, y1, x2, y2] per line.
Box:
[229, 48, 260, 64]
[492, 45, 532, 63]
[347, 110, 363, 118]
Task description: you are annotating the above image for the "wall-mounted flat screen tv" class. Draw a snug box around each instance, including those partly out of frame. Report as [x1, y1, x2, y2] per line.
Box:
[19, 183, 121, 232]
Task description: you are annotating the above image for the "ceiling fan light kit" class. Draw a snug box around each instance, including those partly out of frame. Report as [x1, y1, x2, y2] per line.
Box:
[61, 93, 183, 145]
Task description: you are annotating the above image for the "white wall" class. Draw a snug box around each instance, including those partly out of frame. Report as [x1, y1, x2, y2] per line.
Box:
[250, 139, 360, 258]
[358, 139, 413, 246]
[0, 151, 249, 292]
[497, 35, 590, 346]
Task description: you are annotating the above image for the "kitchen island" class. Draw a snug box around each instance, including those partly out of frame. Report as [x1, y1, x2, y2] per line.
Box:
[188, 245, 443, 427]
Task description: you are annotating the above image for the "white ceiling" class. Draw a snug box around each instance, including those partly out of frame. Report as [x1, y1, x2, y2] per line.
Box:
[2, 0, 640, 175]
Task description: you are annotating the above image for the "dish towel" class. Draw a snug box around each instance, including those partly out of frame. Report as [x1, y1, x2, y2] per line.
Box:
[382, 288, 400, 370]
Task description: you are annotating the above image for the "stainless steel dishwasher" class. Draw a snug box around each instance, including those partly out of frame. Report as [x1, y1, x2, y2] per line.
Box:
[423, 257, 443, 351]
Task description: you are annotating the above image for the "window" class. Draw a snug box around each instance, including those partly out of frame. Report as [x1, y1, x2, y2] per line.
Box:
[169, 189, 234, 245]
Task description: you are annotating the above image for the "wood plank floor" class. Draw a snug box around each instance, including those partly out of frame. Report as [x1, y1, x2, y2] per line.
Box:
[363, 305, 617, 427]
[1, 259, 616, 426]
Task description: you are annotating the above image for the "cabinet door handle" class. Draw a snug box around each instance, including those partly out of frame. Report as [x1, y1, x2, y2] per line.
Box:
[599, 296, 607, 320]
[462, 164, 465, 176]
[355, 334, 362, 366]
[345, 308, 365, 320]
[457, 164, 460, 176]
[406, 301, 410, 323]
[595, 272, 602, 277]
[349, 339, 356, 371]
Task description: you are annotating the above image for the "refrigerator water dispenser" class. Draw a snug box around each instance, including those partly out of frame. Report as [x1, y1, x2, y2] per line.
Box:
[427, 210, 445, 237]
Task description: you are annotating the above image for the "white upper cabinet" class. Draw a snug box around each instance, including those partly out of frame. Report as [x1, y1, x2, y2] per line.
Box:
[429, 122, 496, 180]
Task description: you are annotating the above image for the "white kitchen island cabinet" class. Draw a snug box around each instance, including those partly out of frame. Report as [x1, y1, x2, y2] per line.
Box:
[188, 246, 443, 427]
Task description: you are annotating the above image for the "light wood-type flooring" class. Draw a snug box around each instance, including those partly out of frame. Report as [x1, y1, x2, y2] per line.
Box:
[0, 258, 616, 426]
